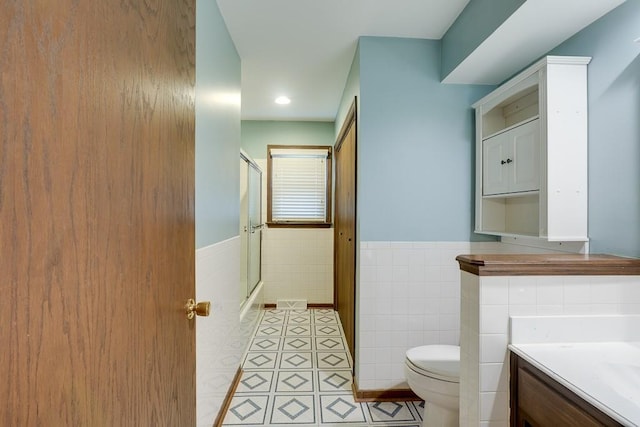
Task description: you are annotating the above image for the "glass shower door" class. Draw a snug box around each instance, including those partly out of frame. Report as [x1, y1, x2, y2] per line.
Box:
[247, 162, 262, 296]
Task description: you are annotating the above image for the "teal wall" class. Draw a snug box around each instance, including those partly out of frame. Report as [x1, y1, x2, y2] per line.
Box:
[441, 0, 525, 80]
[548, 1, 640, 257]
[195, 1, 241, 248]
[358, 37, 494, 242]
[241, 120, 335, 159]
[335, 44, 361, 138]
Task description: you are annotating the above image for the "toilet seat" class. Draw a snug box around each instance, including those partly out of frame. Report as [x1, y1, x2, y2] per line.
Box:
[405, 345, 460, 382]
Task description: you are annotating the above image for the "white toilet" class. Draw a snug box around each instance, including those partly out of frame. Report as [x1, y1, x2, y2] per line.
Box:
[404, 345, 460, 427]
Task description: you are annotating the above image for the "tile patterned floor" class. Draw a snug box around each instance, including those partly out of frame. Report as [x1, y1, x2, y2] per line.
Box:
[221, 309, 424, 427]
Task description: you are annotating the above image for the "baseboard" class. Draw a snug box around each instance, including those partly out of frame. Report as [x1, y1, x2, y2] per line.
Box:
[352, 376, 420, 402]
[213, 367, 243, 427]
[264, 303, 334, 309]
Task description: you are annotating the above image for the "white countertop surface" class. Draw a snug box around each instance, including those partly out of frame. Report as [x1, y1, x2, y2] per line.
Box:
[509, 341, 640, 426]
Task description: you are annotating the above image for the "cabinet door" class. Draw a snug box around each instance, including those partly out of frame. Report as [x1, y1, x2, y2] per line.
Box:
[510, 119, 540, 193]
[483, 132, 509, 196]
[482, 119, 540, 196]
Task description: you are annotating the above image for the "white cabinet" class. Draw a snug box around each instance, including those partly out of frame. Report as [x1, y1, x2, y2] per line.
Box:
[473, 56, 590, 243]
[483, 118, 540, 196]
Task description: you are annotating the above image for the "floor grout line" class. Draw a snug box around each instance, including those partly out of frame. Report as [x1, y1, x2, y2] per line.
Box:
[221, 308, 424, 426]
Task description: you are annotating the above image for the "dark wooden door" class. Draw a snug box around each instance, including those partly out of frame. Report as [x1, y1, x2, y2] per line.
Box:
[334, 100, 357, 361]
[0, 1, 196, 426]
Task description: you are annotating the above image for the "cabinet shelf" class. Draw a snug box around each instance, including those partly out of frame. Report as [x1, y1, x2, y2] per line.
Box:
[482, 115, 540, 141]
[482, 190, 539, 199]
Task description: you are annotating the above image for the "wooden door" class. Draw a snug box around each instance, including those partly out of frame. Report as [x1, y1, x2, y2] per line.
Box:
[0, 1, 196, 426]
[334, 100, 357, 361]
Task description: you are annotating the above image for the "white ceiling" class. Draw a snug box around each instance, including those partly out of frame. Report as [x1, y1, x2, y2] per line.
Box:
[216, 0, 625, 122]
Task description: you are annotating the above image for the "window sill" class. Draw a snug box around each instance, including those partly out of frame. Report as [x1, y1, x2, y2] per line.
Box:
[266, 222, 332, 229]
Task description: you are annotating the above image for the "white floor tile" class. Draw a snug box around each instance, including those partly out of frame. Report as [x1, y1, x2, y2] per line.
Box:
[220, 309, 423, 426]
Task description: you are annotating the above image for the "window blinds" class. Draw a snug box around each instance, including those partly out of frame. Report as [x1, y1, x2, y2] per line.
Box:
[271, 148, 329, 222]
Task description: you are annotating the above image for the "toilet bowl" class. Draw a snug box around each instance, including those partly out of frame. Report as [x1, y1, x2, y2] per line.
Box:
[404, 345, 460, 427]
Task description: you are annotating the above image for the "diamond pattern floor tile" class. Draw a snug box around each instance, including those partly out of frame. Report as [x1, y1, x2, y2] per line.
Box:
[275, 370, 314, 392]
[270, 395, 316, 424]
[366, 402, 417, 422]
[223, 395, 269, 425]
[221, 308, 423, 426]
[280, 352, 313, 369]
[320, 394, 366, 423]
[318, 370, 352, 393]
[314, 324, 341, 336]
[282, 336, 313, 351]
[236, 371, 273, 393]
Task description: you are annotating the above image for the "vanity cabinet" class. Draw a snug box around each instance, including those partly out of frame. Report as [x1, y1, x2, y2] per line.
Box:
[483, 118, 539, 196]
[510, 352, 622, 427]
[473, 56, 590, 242]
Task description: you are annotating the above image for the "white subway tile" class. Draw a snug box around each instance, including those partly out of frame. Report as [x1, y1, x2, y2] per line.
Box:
[480, 305, 509, 334]
[480, 278, 509, 305]
[508, 304, 537, 316]
[439, 314, 460, 331]
[590, 303, 621, 314]
[591, 280, 624, 304]
[376, 248, 393, 266]
[392, 265, 409, 282]
[536, 305, 564, 315]
[480, 391, 509, 422]
[620, 304, 640, 314]
[480, 363, 508, 392]
[376, 265, 393, 282]
[408, 264, 426, 282]
[562, 304, 592, 315]
[536, 278, 564, 305]
[375, 363, 392, 380]
[508, 277, 536, 305]
[439, 298, 459, 315]
[389, 242, 414, 249]
[480, 334, 508, 363]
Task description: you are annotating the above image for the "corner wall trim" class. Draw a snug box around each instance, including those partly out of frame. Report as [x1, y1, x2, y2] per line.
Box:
[352, 376, 420, 402]
[213, 367, 243, 427]
[263, 303, 334, 309]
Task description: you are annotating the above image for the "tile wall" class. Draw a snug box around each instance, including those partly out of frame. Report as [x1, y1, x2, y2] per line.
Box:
[461, 272, 640, 427]
[356, 241, 555, 391]
[358, 241, 493, 390]
[196, 237, 263, 427]
[262, 227, 334, 305]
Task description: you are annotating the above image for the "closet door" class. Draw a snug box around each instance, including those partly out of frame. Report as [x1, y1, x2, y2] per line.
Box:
[334, 100, 357, 361]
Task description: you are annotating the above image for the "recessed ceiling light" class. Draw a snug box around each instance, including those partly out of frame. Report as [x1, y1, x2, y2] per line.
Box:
[275, 96, 291, 105]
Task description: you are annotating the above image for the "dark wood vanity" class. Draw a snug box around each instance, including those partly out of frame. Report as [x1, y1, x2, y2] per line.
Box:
[510, 352, 623, 427]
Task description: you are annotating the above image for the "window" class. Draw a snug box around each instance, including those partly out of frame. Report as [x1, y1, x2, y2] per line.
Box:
[267, 145, 332, 227]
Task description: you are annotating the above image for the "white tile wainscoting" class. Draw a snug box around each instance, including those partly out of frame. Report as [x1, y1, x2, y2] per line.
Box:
[196, 237, 264, 427]
[460, 272, 640, 427]
[356, 241, 553, 391]
[261, 227, 334, 305]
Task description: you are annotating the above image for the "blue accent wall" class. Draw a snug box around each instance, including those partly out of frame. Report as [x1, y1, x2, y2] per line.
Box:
[549, 1, 640, 257]
[241, 121, 335, 159]
[335, 44, 361, 138]
[195, 1, 241, 248]
[358, 37, 494, 242]
[441, 0, 525, 80]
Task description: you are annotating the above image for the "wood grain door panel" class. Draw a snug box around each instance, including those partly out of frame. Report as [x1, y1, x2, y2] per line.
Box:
[0, 1, 196, 425]
[334, 100, 357, 362]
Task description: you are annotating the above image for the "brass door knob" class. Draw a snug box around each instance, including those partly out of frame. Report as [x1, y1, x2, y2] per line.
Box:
[185, 299, 211, 319]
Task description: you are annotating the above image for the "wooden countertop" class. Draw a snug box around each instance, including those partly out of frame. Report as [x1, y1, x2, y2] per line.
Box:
[456, 254, 640, 276]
